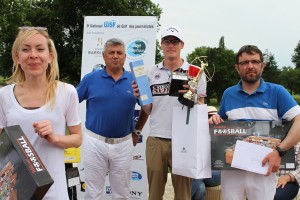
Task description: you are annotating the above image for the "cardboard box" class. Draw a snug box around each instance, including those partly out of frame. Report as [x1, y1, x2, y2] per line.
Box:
[210, 121, 295, 170]
[0, 125, 54, 200]
[129, 59, 153, 106]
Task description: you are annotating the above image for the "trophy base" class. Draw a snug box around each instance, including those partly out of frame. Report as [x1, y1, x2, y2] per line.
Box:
[178, 95, 195, 108]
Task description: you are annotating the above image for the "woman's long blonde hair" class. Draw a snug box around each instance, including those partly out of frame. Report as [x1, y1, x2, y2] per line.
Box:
[8, 27, 60, 108]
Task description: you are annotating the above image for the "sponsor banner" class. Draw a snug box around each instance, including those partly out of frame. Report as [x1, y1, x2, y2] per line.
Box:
[210, 120, 295, 170]
[81, 16, 157, 74]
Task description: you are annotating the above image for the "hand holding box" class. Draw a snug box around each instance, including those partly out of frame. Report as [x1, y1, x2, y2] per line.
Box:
[130, 59, 153, 106]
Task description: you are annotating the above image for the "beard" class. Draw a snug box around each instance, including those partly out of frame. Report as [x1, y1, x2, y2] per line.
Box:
[241, 71, 261, 84]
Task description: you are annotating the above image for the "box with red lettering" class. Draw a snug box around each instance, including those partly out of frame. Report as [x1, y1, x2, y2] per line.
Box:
[0, 125, 53, 200]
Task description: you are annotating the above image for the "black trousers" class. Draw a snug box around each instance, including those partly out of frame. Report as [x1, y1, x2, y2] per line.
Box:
[274, 182, 299, 200]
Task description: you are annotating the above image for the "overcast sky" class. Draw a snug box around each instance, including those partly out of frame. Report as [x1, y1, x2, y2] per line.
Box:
[151, 0, 300, 68]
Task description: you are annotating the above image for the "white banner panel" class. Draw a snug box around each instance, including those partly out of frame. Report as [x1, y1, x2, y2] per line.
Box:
[81, 16, 157, 73]
[78, 16, 157, 200]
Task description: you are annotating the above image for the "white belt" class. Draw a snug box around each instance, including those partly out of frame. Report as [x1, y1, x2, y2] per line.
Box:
[86, 129, 132, 144]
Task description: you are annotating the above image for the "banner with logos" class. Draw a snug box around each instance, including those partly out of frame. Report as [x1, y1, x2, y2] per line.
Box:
[81, 16, 157, 73]
[79, 16, 157, 200]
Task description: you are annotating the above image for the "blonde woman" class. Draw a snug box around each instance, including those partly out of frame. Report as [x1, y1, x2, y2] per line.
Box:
[0, 26, 82, 199]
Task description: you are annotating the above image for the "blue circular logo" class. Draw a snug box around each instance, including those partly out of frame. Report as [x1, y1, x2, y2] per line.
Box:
[127, 40, 146, 57]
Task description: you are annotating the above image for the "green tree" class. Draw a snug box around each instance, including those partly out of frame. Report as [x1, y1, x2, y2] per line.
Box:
[293, 68, 300, 94]
[0, 0, 162, 85]
[0, 0, 32, 78]
[278, 66, 300, 94]
[218, 36, 225, 49]
[262, 50, 280, 83]
[292, 40, 300, 69]
[155, 40, 163, 63]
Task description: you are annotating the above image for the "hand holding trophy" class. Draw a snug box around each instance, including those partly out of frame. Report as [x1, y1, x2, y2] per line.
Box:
[178, 56, 208, 108]
[177, 56, 208, 124]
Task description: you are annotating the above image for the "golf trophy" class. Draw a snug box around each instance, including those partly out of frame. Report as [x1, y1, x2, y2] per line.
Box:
[178, 56, 208, 108]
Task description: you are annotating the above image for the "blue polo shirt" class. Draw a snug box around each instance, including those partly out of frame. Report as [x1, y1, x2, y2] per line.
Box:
[77, 67, 136, 138]
[218, 78, 300, 121]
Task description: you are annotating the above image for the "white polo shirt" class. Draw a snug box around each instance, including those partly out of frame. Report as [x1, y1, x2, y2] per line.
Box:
[147, 59, 206, 139]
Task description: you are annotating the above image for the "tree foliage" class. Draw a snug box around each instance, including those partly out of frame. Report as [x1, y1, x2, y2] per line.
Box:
[278, 67, 300, 94]
[262, 50, 280, 83]
[292, 40, 300, 69]
[0, 0, 162, 85]
[218, 36, 225, 49]
[155, 40, 163, 63]
[1, 1, 300, 97]
[0, 0, 32, 78]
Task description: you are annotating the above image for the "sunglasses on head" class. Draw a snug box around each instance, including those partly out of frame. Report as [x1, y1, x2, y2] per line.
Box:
[18, 26, 48, 32]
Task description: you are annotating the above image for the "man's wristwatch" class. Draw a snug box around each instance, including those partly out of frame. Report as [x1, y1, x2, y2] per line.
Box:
[133, 129, 142, 136]
[275, 146, 287, 157]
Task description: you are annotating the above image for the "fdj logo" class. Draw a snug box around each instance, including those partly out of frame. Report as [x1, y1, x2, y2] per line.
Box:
[127, 40, 146, 57]
[106, 186, 112, 195]
[104, 20, 116, 28]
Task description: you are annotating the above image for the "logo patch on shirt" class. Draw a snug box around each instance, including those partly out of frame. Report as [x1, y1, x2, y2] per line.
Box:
[154, 72, 161, 80]
[151, 83, 170, 96]
[106, 186, 112, 195]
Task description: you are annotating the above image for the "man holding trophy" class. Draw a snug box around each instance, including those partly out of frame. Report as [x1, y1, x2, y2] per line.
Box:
[133, 25, 207, 200]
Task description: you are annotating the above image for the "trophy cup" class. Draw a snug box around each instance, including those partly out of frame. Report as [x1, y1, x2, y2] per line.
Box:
[178, 56, 208, 108]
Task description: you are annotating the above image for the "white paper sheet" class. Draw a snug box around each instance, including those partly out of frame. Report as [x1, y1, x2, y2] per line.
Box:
[231, 140, 273, 174]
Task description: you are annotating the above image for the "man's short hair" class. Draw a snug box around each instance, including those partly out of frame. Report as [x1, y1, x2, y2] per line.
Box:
[103, 38, 125, 53]
[235, 45, 263, 64]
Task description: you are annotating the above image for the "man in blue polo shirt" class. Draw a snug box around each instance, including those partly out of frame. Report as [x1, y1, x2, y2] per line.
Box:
[209, 45, 300, 200]
[77, 38, 138, 199]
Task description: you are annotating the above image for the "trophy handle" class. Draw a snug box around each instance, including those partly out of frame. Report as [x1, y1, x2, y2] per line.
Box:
[189, 56, 208, 82]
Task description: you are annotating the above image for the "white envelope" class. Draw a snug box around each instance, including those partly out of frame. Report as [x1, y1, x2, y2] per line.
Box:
[231, 140, 273, 174]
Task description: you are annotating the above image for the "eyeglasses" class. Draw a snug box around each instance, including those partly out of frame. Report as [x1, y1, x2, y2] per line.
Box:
[162, 39, 181, 45]
[18, 26, 48, 32]
[237, 60, 262, 66]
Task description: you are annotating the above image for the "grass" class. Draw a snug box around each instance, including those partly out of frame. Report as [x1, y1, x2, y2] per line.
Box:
[293, 94, 300, 104]
[207, 98, 220, 110]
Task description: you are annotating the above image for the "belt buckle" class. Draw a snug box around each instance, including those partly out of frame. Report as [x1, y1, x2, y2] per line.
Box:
[105, 138, 115, 144]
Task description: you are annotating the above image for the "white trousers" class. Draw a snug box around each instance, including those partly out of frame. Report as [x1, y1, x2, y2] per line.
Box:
[82, 133, 134, 200]
[221, 170, 277, 200]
